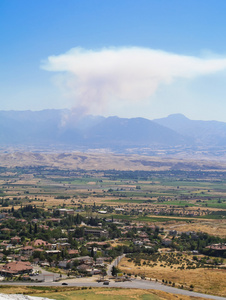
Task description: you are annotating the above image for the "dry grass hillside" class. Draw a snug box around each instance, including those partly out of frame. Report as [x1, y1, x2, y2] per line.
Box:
[0, 286, 213, 300]
[118, 257, 226, 297]
[1, 152, 226, 171]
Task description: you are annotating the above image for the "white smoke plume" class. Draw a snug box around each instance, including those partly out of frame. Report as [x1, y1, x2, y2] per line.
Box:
[42, 47, 226, 116]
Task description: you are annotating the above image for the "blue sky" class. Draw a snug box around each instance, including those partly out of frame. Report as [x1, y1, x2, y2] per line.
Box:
[1, 0, 226, 121]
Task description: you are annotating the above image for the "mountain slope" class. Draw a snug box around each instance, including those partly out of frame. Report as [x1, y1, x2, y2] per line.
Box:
[153, 114, 226, 146]
[3, 110, 226, 151]
[0, 110, 186, 150]
[83, 116, 186, 147]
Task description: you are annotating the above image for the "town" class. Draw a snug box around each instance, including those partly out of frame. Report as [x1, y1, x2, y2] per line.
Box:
[0, 165, 225, 297]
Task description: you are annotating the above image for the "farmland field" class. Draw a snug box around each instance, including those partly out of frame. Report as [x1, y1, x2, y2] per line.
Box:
[0, 163, 226, 233]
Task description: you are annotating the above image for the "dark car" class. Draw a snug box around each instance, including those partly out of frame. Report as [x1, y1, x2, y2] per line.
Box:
[62, 282, 68, 285]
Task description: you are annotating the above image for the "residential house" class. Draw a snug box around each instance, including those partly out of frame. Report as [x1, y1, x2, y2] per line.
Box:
[11, 236, 21, 245]
[0, 261, 33, 276]
[84, 229, 108, 238]
[162, 238, 172, 246]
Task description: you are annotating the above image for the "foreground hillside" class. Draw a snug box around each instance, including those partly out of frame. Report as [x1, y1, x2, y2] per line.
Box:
[0, 287, 214, 300]
[0, 294, 52, 300]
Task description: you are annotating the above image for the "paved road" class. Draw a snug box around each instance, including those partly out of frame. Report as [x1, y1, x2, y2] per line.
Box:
[106, 254, 125, 276]
[1, 265, 225, 300]
[0, 278, 225, 300]
[32, 266, 66, 282]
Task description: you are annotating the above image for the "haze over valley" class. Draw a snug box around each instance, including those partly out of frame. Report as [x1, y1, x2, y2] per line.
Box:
[2, 110, 226, 160]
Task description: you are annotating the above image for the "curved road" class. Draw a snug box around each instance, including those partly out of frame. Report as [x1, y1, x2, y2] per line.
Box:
[0, 278, 225, 300]
[0, 262, 225, 300]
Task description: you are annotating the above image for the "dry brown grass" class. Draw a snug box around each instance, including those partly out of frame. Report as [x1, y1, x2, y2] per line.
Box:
[95, 289, 155, 299]
[118, 257, 226, 297]
[2, 152, 226, 171]
[0, 286, 34, 294]
[163, 220, 226, 238]
[147, 289, 209, 300]
[0, 286, 211, 300]
[95, 288, 207, 300]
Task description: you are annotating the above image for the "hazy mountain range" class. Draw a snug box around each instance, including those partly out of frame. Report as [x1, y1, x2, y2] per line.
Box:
[1, 109, 226, 153]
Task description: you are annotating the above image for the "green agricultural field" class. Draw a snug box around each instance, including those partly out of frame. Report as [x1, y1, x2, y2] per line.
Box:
[159, 201, 195, 207]
[106, 199, 146, 203]
[202, 201, 226, 209]
[111, 214, 192, 223]
[0, 167, 226, 223]
[136, 216, 193, 222]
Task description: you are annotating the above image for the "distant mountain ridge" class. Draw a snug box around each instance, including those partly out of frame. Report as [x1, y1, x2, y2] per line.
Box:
[0, 110, 186, 150]
[1, 109, 226, 153]
[154, 113, 226, 146]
